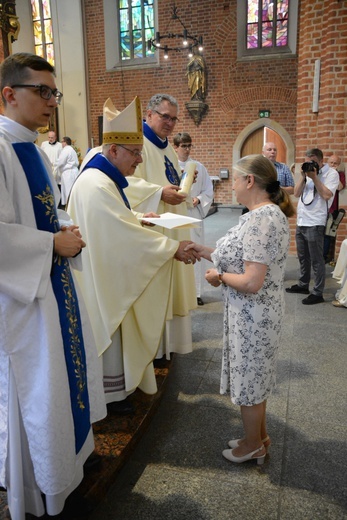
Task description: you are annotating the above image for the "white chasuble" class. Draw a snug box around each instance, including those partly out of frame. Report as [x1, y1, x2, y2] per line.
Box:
[68, 166, 178, 394]
[126, 134, 197, 321]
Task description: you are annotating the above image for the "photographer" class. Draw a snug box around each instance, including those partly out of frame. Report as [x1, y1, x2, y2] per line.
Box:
[286, 148, 339, 304]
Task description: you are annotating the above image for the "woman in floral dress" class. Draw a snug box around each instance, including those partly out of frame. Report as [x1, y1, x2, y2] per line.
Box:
[187, 154, 295, 464]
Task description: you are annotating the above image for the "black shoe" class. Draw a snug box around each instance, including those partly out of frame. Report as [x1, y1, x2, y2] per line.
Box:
[302, 294, 324, 305]
[84, 451, 102, 471]
[197, 297, 204, 306]
[153, 355, 167, 368]
[107, 399, 134, 415]
[286, 284, 310, 294]
[64, 489, 96, 518]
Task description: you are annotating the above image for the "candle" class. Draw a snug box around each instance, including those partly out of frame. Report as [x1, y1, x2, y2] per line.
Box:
[179, 162, 196, 195]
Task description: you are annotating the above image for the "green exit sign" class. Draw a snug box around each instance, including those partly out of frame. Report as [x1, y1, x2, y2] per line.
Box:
[259, 110, 271, 118]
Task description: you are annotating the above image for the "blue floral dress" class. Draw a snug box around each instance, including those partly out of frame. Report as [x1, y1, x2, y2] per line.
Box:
[211, 204, 289, 406]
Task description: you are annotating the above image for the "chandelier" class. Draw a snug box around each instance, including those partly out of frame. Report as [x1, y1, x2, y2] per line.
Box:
[147, 4, 204, 60]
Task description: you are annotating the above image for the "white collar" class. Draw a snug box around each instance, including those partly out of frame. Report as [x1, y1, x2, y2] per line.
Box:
[0, 115, 38, 143]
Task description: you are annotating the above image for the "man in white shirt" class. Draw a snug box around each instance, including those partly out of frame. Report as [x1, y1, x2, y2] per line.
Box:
[41, 129, 62, 182]
[286, 148, 339, 304]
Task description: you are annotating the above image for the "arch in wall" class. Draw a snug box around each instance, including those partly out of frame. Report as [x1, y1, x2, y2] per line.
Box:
[233, 118, 295, 165]
[230, 118, 295, 203]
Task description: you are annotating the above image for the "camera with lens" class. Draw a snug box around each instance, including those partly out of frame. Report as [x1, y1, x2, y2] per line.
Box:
[301, 160, 319, 173]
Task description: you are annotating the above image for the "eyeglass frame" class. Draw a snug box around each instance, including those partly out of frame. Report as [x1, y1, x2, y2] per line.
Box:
[10, 84, 63, 105]
[179, 143, 192, 149]
[152, 109, 180, 124]
[116, 144, 143, 158]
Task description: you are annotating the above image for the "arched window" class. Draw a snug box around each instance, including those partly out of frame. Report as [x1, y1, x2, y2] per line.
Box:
[104, 0, 157, 70]
[31, 0, 55, 65]
[237, 0, 298, 59]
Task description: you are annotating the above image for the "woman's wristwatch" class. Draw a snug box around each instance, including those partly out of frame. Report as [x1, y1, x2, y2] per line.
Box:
[218, 273, 224, 283]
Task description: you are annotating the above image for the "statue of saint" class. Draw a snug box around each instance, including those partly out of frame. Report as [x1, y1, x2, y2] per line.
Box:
[187, 54, 206, 101]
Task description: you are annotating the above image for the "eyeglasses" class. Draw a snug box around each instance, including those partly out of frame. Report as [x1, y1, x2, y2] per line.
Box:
[117, 144, 143, 158]
[10, 84, 63, 105]
[179, 144, 192, 149]
[152, 109, 179, 124]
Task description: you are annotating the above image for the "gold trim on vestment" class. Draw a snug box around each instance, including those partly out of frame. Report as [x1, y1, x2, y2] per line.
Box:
[102, 96, 143, 145]
[103, 132, 143, 145]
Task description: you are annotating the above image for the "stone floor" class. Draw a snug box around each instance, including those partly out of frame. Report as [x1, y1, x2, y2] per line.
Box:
[1, 207, 347, 519]
[0, 361, 172, 520]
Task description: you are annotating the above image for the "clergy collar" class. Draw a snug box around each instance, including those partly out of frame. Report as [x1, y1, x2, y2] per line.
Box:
[49, 141, 57, 145]
[143, 121, 168, 149]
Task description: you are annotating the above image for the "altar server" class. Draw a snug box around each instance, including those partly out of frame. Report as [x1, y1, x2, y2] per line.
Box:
[0, 52, 106, 520]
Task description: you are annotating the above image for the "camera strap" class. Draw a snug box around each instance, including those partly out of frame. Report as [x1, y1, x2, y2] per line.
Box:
[300, 177, 317, 206]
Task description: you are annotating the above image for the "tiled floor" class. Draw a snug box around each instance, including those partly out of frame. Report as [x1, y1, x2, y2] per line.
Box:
[2, 207, 347, 519]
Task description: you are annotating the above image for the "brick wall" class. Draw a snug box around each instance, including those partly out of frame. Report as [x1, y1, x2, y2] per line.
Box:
[295, 0, 347, 257]
[296, 0, 347, 160]
[83, 0, 297, 182]
[83, 0, 347, 257]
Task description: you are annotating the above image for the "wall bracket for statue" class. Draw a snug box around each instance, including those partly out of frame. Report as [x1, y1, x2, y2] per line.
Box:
[0, 1, 20, 58]
[186, 54, 208, 125]
[185, 99, 208, 126]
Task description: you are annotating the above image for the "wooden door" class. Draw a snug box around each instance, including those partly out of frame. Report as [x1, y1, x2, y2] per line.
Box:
[241, 127, 264, 157]
[264, 128, 287, 163]
[240, 126, 288, 163]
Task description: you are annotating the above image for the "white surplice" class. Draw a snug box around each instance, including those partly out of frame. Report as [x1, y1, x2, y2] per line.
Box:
[332, 238, 347, 306]
[0, 116, 106, 519]
[56, 144, 80, 204]
[178, 158, 214, 298]
[41, 139, 62, 182]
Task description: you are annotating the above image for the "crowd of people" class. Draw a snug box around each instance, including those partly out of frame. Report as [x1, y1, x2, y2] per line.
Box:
[0, 52, 346, 519]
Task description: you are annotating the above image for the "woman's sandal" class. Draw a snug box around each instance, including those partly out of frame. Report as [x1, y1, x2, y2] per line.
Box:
[222, 445, 266, 465]
[228, 435, 271, 453]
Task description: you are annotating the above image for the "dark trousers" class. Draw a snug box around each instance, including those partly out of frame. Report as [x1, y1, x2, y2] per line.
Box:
[296, 225, 326, 296]
[323, 235, 335, 263]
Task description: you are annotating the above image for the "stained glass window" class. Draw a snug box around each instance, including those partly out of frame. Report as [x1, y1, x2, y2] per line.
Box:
[247, 0, 289, 50]
[119, 0, 155, 61]
[31, 0, 55, 66]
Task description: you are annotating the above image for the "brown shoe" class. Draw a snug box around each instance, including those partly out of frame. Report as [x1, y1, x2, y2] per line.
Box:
[332, 300, 346, 308]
